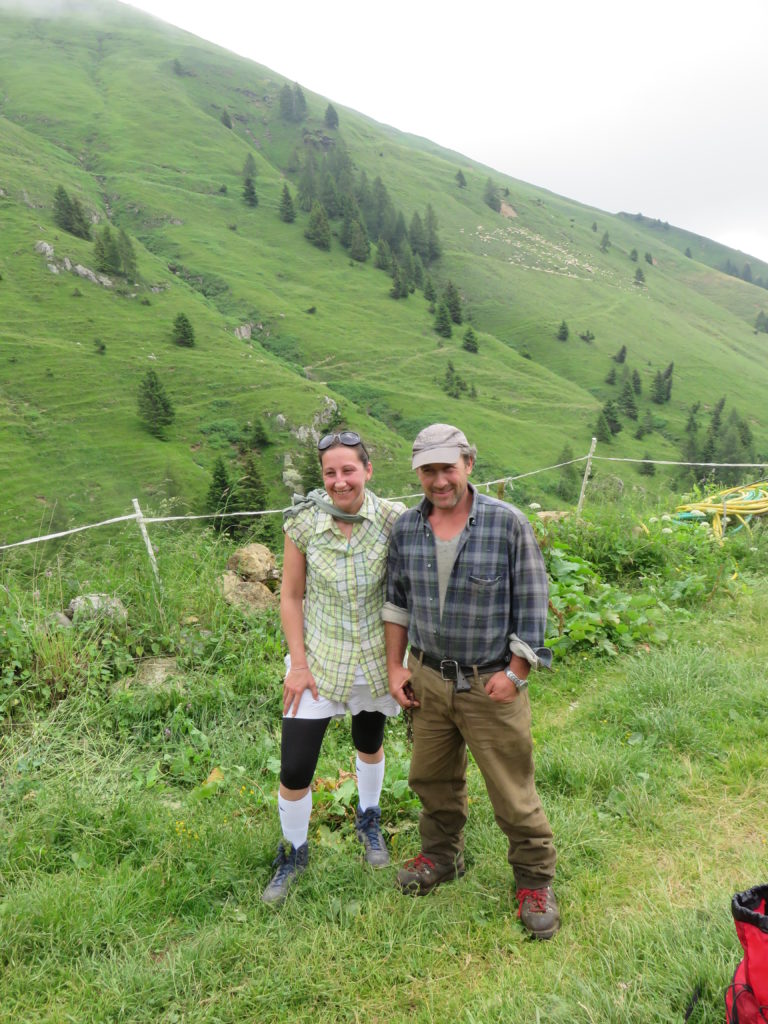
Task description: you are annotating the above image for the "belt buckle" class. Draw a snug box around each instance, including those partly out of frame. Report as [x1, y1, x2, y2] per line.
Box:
[439, 658, 459, 682]
[440, 659, 471, 693]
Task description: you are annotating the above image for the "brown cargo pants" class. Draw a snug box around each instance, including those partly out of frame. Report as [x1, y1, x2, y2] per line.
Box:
[407, 653, 557, 890]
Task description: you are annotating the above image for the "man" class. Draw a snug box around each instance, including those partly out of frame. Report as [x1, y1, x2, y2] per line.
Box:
[382, 423, 559, 939]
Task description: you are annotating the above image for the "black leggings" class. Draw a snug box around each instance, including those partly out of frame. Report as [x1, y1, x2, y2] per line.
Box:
[279, 711, 386, 790]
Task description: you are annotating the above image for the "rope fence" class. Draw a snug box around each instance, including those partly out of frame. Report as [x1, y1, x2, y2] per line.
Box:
[2, 441, 766, 577]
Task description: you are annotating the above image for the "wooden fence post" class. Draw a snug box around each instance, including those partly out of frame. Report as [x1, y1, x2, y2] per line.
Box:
[577, 437, 597, 515]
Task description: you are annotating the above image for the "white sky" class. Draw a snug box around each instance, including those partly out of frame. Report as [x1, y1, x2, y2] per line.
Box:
[125, 0, 768, 264]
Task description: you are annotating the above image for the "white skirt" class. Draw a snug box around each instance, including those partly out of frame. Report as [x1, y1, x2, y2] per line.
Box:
[283, 657, 400, 720]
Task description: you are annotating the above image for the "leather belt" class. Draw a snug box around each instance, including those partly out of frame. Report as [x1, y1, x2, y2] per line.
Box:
[411, 647, 508, 677]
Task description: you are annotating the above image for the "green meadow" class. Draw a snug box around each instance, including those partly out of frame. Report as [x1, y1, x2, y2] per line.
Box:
[1, 1, 767, 546]
[1, 505, 767, 1022]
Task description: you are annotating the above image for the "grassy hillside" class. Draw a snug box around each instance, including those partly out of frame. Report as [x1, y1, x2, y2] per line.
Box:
[1, 1, 767, 545]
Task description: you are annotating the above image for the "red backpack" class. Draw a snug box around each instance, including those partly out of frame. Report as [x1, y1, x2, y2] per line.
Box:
[726, 885, 768, 1023]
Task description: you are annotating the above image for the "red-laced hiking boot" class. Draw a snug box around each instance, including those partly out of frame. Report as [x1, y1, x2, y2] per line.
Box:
[396, 853, 465, 896]
[517, 886, 561, 940]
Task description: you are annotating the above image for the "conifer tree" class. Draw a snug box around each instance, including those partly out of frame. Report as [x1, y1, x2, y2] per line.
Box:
[443, 280, 462, 324]
[116, 228, 137, 279]
[279, 83, 294, 121]
[631, 369, 642, 395]
[138, 369, 174, 437]
[462, 326, 478, 353]
[602, 400, 622, 434]
[639, 455, 656, 476]
[292, 84, 307, 120]
[53, 186, 74, 234]
[634, 267, 645, 285]
[434, 301, 452, 337]
[207, 457, 236, 534]
[595, 411, 612, 443]
[233, 454, 268, 538]
[483, 177, 501, 212]
[173, 312, 195, 347]
[651, 370, 666, 404]
[374, 238, 392, 272]
[297, 152, 317, 212]
[613, 344, 627, 363]
[279, 182, 296, 223]
[409, 211, 427, 261]
[618, 380, 638, 420]
[94, 225, 120, 275]
[605, 366, 617, 385]
[324, 103, 339, 129]
[455, 170, 467, 188]
[243, 153, 257, 179]
[424, 204, 441, 263]
[423, 275, 436, 303]
[220, 110, 232, 129]
[304, 202, 331, 250]
[243, 177, 258, 207]
[557, 320, 569, 341]
[348, 221, 370, 263]
[600, 231, 611, 252]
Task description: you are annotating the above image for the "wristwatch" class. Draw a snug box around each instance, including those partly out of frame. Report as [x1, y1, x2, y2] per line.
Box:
[504, 667, 529, 692]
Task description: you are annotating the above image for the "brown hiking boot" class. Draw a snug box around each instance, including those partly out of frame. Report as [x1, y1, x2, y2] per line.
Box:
[517, 885, 561, 940]
[396, 853, 465, 896]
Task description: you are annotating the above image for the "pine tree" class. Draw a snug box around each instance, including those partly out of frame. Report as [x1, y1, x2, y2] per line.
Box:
[304, 202, 331, 250]
[389, 262, 407, 299]
[173, 312, 195, 347]
[409, 211, 427, 261]
[53, 186, 74, 234]
[555, 444, 579, 500]
[412, 253, 425, 289]
[424, 204, 441, 263]
[630, 249, 638, 262]
[232, 454, 268, 538]
[297, 152, 317, 212]
[324, 103, 339, 129]
[116, 228, 137, 279]
[595, 411, 612, 443]
[613, 344, 627, 363]
[374, 238, 392, 272]
[455, 170, 467, 188]
[292, 84, 307, 121]
[639, 455, 656, 476]
[94, 225, 120, 275]
[348, 220, 370, 262]
[557, 320, 569, 341]
[483, 177, 500, 212]
[434, 301, 452, 337]
[320, 172, 340, 219]
[651, 370, 666, 404]
[243, 153, 257, 179]
[631, 369, 642, 395]
[138, 369, 174, 437]
[297, 442, 323, 493]
[618, 380, 638, 420]
[600, 231, 611, 252]
[462, 326, 478, 353]
[423, 275, 436, 303]
[220, 110, 232, 129]
[443, 280, 463, 324]
[634, 267, 645, 285]
[605, 366, 617, 385]
[243, 177, 258, 207]
[207, 457, 236, 534]
[70, 197, 91, 240]
[279, 83, 294, 121]
[279, 183, 296, 223]
[246, 417, 270, 450]
[602, 400, 622, 434]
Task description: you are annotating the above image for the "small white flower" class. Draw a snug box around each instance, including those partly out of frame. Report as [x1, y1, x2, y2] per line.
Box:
[661, 528, 673, 534]
[529, 502, 541, 510]
[649, 516, 658, 524]
[661, 514, 672, 522]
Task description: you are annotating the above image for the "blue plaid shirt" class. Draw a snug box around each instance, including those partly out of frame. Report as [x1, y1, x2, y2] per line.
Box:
[385, 486, 549, 666]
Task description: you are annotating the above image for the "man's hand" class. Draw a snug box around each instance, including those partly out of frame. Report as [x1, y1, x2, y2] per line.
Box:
[484, 670, 520, 703]
[283, 666, 319, 717]
[389, 665, 419, 709]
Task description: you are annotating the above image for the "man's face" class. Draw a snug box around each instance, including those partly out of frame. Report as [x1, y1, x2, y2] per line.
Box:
[416, 457, 473, 510]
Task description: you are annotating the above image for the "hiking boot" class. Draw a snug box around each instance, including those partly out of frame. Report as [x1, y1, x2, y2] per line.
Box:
[396, 852, 465, 896]
[517, 885, 560, 940]
[261, 841, 309, 905]
[355, 805, 390, 868]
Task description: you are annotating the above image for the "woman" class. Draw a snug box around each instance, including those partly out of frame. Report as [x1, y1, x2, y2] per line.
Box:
[262, 430, 406, 904]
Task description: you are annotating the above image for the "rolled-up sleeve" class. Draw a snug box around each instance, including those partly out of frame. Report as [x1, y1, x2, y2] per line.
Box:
[508, 514, 550, 652]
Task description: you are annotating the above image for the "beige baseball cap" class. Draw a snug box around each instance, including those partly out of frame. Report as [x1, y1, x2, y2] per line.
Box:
[411, 423, 472, 469]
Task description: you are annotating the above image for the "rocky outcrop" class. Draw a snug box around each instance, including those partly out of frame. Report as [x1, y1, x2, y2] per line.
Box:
[220, 542, 280, 614]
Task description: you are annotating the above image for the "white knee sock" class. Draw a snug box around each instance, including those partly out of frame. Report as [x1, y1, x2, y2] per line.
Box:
[278, 790, 312, 848]
[356, 755, 385, 811]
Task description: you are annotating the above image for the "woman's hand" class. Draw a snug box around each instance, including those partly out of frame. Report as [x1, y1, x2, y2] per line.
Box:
[283, 665, 319, 717]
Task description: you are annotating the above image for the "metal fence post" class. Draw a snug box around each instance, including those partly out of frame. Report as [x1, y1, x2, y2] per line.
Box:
[577, 437, 597, 515]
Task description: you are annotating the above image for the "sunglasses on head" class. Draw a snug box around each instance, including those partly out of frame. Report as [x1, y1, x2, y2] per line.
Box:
[317, 430, 366, 452]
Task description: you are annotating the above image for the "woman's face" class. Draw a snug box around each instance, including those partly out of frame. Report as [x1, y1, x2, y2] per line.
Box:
[320, 445, 373, 514]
